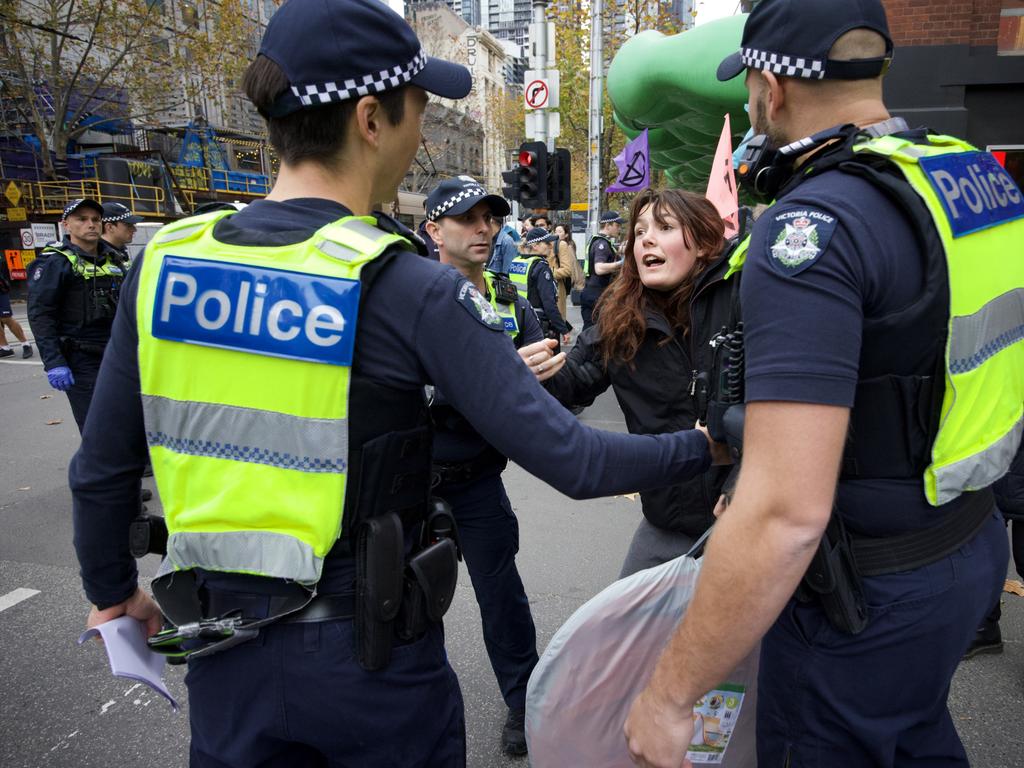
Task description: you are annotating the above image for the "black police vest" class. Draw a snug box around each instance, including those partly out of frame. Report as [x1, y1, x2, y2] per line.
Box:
[336, 247, 434, 541]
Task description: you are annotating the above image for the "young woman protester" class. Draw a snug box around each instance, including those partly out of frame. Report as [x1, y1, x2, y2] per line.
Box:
[547, 188, 738, 575]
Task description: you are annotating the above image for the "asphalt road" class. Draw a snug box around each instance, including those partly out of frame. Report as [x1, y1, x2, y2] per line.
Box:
[1, 301, 1021, 767]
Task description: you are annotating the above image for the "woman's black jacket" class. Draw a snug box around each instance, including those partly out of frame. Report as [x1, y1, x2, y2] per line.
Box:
[546, 244, 740, 537]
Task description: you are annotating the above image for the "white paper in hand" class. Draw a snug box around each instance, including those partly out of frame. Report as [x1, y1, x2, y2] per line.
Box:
[525, 553, 758, 767]
[78, 615, 179, 711]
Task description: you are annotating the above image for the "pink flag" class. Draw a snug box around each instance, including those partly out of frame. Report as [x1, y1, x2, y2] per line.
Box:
[706, 114, 740, 237]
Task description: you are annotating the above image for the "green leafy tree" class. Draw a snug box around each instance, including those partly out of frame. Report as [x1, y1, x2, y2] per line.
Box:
[549, 0, 682, 209]
[0, 0, 259, 179]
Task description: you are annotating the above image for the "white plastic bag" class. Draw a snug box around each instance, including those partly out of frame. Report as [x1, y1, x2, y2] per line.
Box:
[526, 551, 759, 767]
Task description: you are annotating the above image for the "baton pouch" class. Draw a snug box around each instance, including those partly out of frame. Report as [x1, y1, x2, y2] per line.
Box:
[355, 513, 404, 671]
[396, 538, 458, 640]
[800, 516, 869, 635]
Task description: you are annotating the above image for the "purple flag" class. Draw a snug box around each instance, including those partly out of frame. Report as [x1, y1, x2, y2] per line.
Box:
[606, 129, 650, 194]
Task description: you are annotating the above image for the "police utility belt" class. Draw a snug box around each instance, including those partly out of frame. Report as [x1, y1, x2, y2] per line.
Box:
[60, 337, 107, 356]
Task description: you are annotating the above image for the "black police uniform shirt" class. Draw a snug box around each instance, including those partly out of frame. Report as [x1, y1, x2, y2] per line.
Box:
[741, 138, 964, 538]
[432, 293, 544, 465]
[70, 197, 711, 608]
[583, 235, 617, 301]
[27, 237, 125, 370]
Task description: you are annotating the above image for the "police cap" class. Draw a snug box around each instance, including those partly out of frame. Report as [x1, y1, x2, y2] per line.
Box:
[600, 211, 623, 224]
[426, 176, 511, 222]
[717, 0, 893, 82]
[524, 227, 557, 246]
[62, 198, 103, 220]
[101, 202, 144, 224]
[260, 0, 472, 117]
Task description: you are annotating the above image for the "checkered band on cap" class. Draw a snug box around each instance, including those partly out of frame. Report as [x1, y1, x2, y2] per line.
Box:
[104, 208, 135, 222]
[525, 232, 552, 245]
[429, 186, 484, 220]
[292, 49, 427, 106]
[741, 47, 825, 80]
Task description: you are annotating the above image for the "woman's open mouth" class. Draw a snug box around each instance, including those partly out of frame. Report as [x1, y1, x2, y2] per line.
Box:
[642, 254, 666, 267]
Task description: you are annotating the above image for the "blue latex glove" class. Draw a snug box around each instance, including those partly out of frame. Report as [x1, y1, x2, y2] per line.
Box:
[47, 366, 75, 391]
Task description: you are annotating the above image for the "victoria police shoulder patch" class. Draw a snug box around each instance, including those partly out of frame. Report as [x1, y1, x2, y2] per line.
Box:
[455, 279, 504, 331]
[764, 206, 838, 277]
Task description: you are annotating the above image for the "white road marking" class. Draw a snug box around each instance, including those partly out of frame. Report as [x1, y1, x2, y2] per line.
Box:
[100, 700, 116, 715]
[0, 588, 40, 613]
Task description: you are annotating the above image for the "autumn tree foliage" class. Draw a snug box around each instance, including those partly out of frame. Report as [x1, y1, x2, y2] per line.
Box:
[0, 0, 259, 178]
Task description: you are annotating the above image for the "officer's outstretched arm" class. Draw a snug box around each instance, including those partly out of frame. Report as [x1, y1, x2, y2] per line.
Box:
[418, 275, 711, 499]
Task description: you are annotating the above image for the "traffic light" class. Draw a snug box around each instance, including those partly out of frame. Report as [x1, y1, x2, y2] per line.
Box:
[501, 165, 521, 203]
[517, 141, 547, 209]
[547, 148, 571, 210]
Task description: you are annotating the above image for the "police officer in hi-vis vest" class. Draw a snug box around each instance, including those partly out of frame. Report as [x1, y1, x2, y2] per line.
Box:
[423, 175, 562, 756]
[625, 1, 1023, 766]
[28, 198, 126, 432]
[509, 227, 570, 344]
[69, 1, 723, 765]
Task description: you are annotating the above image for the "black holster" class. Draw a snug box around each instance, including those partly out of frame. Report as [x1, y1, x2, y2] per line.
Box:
[798, 515, 869, 635]
[396, 498, 460, 641]
[355, 513, 404, 671]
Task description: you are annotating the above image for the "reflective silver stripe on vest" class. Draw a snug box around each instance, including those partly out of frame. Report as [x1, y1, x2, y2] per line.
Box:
[934, 414, 1023, 505]
[949, 288, 1024, 374]
[155, 222, 208, 245]
[142, 395, 348, 472]
[317, 239, 362, 262]
[168, 530, 322, 584]
[341, 218, 392, 243]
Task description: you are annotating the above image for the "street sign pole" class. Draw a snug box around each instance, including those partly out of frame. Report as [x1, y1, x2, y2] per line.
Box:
[527, 0, 558, 150]
[587, 0, 603, 238]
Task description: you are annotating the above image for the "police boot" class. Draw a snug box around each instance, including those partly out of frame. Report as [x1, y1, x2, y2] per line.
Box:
[501, 706, 527, 757]
[963, 620, 1003, 659]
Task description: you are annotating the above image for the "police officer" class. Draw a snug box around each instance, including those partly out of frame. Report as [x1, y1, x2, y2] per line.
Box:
[424, 175, 561, 755]
[580, 210, 623, 330]
[69, 2, 721, 766]
[625, 1, 1022, 766]
[510, 227, 570, 344]
[27, 198, 126, 432]
[100, 202, 143, 266]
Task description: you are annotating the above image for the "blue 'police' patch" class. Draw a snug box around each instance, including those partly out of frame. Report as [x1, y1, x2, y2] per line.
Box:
[152, 256, 360, 366]
[455, 279, 504, 331]
[503, 316, 517, 334]
[919, 151, 1024, 238]
[508, 261, 529, 276]
[765, 207, 837, 277]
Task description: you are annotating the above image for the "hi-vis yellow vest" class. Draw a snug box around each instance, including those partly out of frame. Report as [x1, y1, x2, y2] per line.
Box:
[508, 255, 541, 305]
[482, 270, 520, 341]
[726, 135, 1024, 506]
[853, 135, 1024, 505]
[136, 212, 411, 584]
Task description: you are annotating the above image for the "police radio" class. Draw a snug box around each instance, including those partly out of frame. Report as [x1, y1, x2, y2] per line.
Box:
[488, 271, 519, 306]
[737, 124, 860, 203]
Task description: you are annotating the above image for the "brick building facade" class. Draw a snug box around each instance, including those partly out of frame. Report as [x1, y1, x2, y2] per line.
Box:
[881, 0, 1024, 184]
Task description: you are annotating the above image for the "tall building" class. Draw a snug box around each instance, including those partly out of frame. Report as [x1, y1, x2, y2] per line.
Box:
[485, 0, 532, 50]
[408, 0, 482, 26]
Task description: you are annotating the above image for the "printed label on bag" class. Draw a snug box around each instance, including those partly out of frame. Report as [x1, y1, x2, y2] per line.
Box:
[686, 683, 746, 764]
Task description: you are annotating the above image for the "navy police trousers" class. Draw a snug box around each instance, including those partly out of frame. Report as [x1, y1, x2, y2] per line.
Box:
[757, 511, 1008, 767]
[185, 621, 465, 767]
[441, 471, 539, 710]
